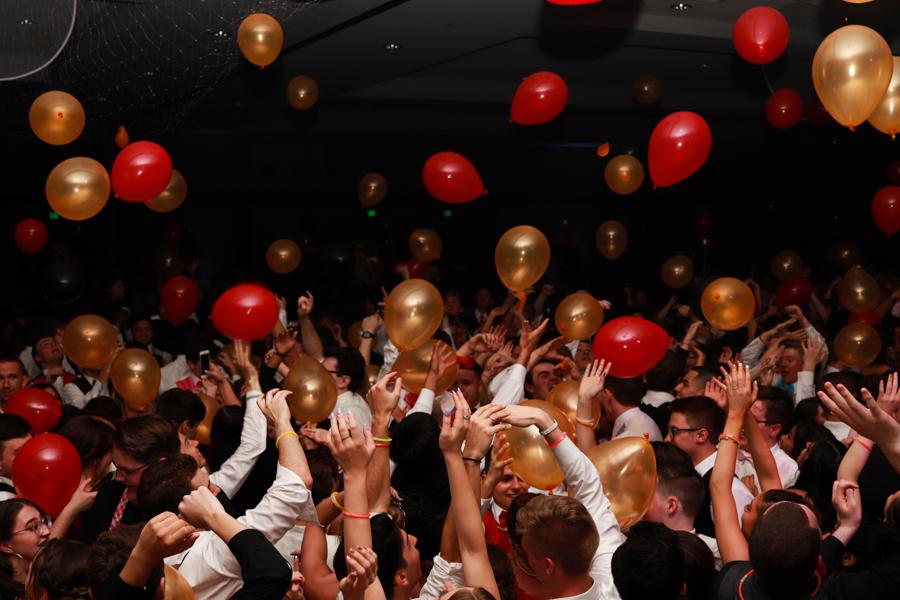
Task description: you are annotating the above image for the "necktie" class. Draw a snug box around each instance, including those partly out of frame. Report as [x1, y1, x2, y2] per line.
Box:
[498, 510, 508, 531]
[109, 490, 129, 530]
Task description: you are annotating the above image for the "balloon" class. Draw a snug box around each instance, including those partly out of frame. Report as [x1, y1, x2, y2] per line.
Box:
[266, 239, 302, 274]
[282, 355, 338, 424]
[495, 225, 551, 292]
[586, 437, 657, 527]
[648, 112, 712, 188]
[632, 74, 662, 106]
[771, 249, 803, 282]
[194, 393, 220, 446]
[111, 349, 161, 410]
[164, 564, 196, 600]
[547, 381, 599, 431]
[732, 7, 790, 65]
[871, 186, 900, 235]
[604, 155, 645, 195]
[6, 389, 61, 434]
[661, 255, 694, 289]
[834, 323, 882, 368]
[555, 292, 605, 341]
[237, 13, 283, 67]
[592, 317, 670, 378]
[28, 91, 85, 145]
[510, 71, 568, 125]
[211, 284, 279, 340]
[45, 157, 110, 221]
[112, 141, 174, 202]
[887, 159, 900, 186]
[358, 173, 388, 207]
[409, 229, 442, 262]
[115, 125, 129, 149]
[145, 169, 187, 213]
[596, 142, 611, 158]
[287, 75, 319, 110]
[358, 364, 380, 396]
[161, 276, 199, 326]
[13, 434, 81, 517]
[13, 219, 48, 254]
[839, 267, 880, 313]
[701, 278, 755, 331]
[62, 315, 118, 369]
[765, 89, 804, 129]
[156, 247, 185, 281]
[868, 57, 900, 138]
[393, 340, 458, 394]
[41, 262, 83, 305]
[812, 25, 893, 129]
[383, 279, 444, 350]
[502, 425, 564, 490]
[595, 221, 628, 260]
[422, 152, 484, 204]
[828, 242, 862, 269]
[776, 277, 812, 308]
[849, 311, 880, 326]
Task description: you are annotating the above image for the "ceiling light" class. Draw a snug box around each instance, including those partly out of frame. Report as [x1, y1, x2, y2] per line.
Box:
[384, 42, 401, 51]
[671, 2, 692, 11]
[18, 18, 33, 26]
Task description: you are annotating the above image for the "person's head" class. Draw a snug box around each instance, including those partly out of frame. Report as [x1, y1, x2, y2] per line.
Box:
[612, 521, 683, 600]
[130, 318, 154, 347]
[741, 488, 813, 540]
[777, 339, 804, 384]
[525, 360, 559, 400]
[82, 396, 121, 428]
[455, 356, 485, 408]
[793, 439, 845, 531]
[573, 342, 594, 373]
[306, 447, 339, 505]
[323, 347, 365, 393]
[0, 499, 50, 566]
[473, 288, 494, 311]
[183, 339, 209, 379]
[675, 531, 715, 600]
[749, 501, 821, 596]
[751, 386, 795, 447]
[644, 442, 703, 531]
[32, 336, 62, 370]
[783, 422, 839, 465]
[137, 454, 202, 519]
[0, 415, 31, 479]
[26, 539, 90, 600]
[106, 278, 126, 301]
[58, 416, 114, 482]
[334, 514, 420, 600]
[0, 359, 25, 404]
[444, 291, 463, 316]
[665, 396, 724, 464]
[644, 351, 682, 394]
[601, 376, 646, 420]
[492, 465, 528, 510]
[673, 366, 720, 399]
[113, 414, 180, 502]
[157, 388, 205, 437]
[89, 524, 161, 598]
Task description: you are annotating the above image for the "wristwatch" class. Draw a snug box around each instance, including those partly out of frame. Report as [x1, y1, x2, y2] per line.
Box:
[361, 330, 375, 339]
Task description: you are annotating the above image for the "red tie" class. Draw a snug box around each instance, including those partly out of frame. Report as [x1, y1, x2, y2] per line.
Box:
[498, 510, 508, 531]
[109, 490, 129, 530]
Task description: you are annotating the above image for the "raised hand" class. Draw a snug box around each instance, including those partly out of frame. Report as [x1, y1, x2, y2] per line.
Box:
[874, 372, 900, 421]
[256, 389, 293, 427]
[497, 403, 555, 431]
[366, 372, 403, 418]
[483, 435, 514, 494]
[297, 292, 315, 318]
[439, 390, 471, 455]
[273, 329, 299, 356]
[361, 312, 382, 333]
[705, 377, 727, 409]
[802, 335, 825, 372]
[464, 404, 512, 460]
[178, 486, 227, 530]
[324, 411, 374, 474]
[519, 318, 550, 354]
[579, 359, 611, 402]
[722, 362, 757, 417]
[818, 382, 900, 449]
[233, 339, 259, 384]
[133, 512, 198, 563]
[339, 547, 379, 600]
[760, 318, 797, 345]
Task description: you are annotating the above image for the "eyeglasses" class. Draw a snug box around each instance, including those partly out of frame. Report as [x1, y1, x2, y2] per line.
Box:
[13, 516, 51, 536]
[112, 461, 148, 478]
[668, 426, 703, 437]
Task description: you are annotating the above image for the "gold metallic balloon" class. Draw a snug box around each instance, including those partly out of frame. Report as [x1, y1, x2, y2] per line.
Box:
[358, 173, 388, 208]
[868, 56, 900, 138]
[521, 399, 576, 440]
[604, 155, 645, 196]
[555, 292, 604, 341]
[812, 25, 894, 128]
[595, 221, 628, 260]
[839, 267, 880, 312]
[237, 13, 283, 67]
[347, 321, 363, 349]
[502, 425, 564, 491]
[495, 225, 551, 292]
[409, 228, 442, 262]
[164, 564, 196, 600]
[828, 242, 862, 270]
[266, 239, 302, 274]
[194, 393, 220, 445]
[384, 279, 444, 351]
[661, 255, 694, 289]
[282, 355, 338, 424]
[115, 125, 129, 149]
[156, 247, 185, 280]
[111, 349, 161, 410]
[29, 91, 85, 146]
[771, 249, 803, 282]
[145, 169, 187, 213]
[834, 323, 882, 368]
[632, 74, 662, 106]
[62, 315, 118, 369]
[586, 437, 657, 528]
[547, 380, 599, 433]
[45, 157, 110, 221]
[358, 364, 380, 396]
[393, 340, 458, 394]
[287, 75, 319, 110]
[701, 277, 755, 331]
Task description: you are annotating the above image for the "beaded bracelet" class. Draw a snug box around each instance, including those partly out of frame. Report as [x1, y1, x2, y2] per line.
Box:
[275, 430, 299, 449]
[330, 492, 344, 510]
[718, 433, 740, 447]
[342, 510, 371, 520]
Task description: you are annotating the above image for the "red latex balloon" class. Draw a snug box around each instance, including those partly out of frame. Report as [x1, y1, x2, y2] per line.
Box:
[161, 275, 200, 326]
[13, 219, 48, 254]
[13, 434, 81, 517]
[111, 141, 174, 202]
[849, 311, 880, 326]
[211, 284, 279, 340]
[6, 388, 61, 434]
[592, 317, 670, 378]
[871, 186, 900, 235]
[422, 152, 484, 204]
[511, 72, 569, 125]
[765, 89, 804, 129]
[776, 277, 812, 308]
[394, 260, 428, 279]
[648, 112, 712, 188]
[887, 159, 900, 186]
[732, 7, 790, 65]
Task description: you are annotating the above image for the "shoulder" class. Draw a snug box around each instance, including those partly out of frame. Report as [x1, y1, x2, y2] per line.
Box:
[713, 561, 753, 599]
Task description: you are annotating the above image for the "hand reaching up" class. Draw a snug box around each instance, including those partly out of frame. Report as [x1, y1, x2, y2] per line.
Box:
[464, 404, 511, 460]
[439, 390, 471, 455]
[366, 372, 403, 418]
[579, 359, 611, 401]
[721, 362, 757, 417]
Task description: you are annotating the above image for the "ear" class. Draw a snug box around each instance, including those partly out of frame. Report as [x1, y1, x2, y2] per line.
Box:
[771, 423, 782, 438]
[666, 496, 679, 517]
[0, 544, 13, 556]
[178, 421, 192, 437]
[394, 567, 409, 588]
[542, 556, 555, 576]
[696, 428, 710, 444]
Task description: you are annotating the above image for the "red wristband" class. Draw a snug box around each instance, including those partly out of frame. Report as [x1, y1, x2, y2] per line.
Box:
[855, 438, 873, 452]
[547, 433, 568, 450]
[342, 510, 371, 520]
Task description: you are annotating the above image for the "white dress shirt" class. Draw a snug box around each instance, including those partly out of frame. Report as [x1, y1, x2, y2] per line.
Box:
[159, 355, 193, 393]
[0, 476, 16, 502]
[612, 407, 662, 441]
[61, 375, 108, 410]
[416, 553, 466, 600]
[693, 530, 723, 570]
[641, 390, 674, 409]
[824, 420, 853, 443]
[694, 451, 755, 526]
[275, 525, 341, 570]
[336, 390, 372, 431]
[208, 391, 266, 499]
[489, 364, 526, 406]
[771, 443, 799, 488]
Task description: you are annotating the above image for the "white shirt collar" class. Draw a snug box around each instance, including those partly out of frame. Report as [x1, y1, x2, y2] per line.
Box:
[694, 451, 717, 477]
[555, 576, 599, 600]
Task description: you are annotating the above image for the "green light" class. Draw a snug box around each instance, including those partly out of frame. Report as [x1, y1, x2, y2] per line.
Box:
[48, 212, 59, 221]
[367, 209, 377, 217]
[442, 209, 452, 217]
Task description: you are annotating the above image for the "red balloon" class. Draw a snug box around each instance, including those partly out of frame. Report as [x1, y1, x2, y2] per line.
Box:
[592, 317, 670, 378]
[511, 72, 569, 125]
[422, 152, 484, 204]
[765, 89, 804, 129]
[849, 311, 880, 326]
[112, 141, 173, 202]
[871, 186, 900, 235]
[13, 219, 48, 254]
[161, 275, 200, 326]
[648, 112, 712, 188]
[211, 284, 279, 340]
[13, 434, 81, 517]
[6, 388, 61, 434]
[776, 277, 812, 308]
[887, 159, 900, 186]
[394, 260, 428, 279]
[732, 7, 790, 65]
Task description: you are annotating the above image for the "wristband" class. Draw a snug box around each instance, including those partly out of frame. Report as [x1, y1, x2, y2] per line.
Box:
[547, 433, 568, 449]
[374, 442, 391, 448]
[462, 456, 483, 464]
[275, 430, 299, 449]
[342, 510, 371, 520]
[575, 416, 597, 428]
[372, 436, 392, 443]
[539, 421, 559, 437]
[330, 492, 344, 510]
[855, 438, 874, 453]
[718, 433, 740, 447]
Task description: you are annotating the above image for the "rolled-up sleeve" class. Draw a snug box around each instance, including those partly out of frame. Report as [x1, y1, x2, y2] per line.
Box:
[490, 364, 526, 406]
[209, 391, 266, 499]
[417, 553, 466, 600]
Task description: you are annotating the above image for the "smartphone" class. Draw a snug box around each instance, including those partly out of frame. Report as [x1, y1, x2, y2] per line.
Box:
[199, 349, 211, 374]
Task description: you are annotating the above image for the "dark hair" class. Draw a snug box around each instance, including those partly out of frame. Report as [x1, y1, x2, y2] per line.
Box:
[157, 388, 206, 428]
[789, 398, 823, 431]
[207, 405, 244, 472]
[644, 351, 683, 392]
[89, 523, 159, 598]
[524, 359, 557, 387]
[749, 502, 820, 597]
[0, 414, 30, 444]
[334, 514, 403, 600]
[669, 396, 725, 440]
[306, 447, 339, 505]
[28, 539, 91, 599]
[505, 492, 538, 550]
[612, 521, 683, 600]
[115, 414, 180, 465]
[793, 440, 846, 531]
[82, 396, 122, 426]
[675, 531, 715, 600]
[605, 376, 646, 407]
[0, 358, 24, 374]
[755, 386, 795, 438]
[137, 454, 198, 519]
[787, 423, 838, 461]
[820, 371, 863, 400]
[448, 589, 497, 600]
[652, 442, 704, 522]
[59, 416, 114, 471]
[323, 347, 366, 391]
[0, 499, 42, 598]
[687, 366, 721, 388]
[486, 544, 515, 600]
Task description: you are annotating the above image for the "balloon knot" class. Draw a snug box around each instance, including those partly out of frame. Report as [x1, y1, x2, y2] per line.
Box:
[892, 133, 896, 141]
[848, 126, 856, 133]
[482, 189, 489, 195]
[652, 184, 657, 191]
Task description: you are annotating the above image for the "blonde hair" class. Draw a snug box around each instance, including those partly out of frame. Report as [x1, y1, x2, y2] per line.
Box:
[515, 495, 599, 575]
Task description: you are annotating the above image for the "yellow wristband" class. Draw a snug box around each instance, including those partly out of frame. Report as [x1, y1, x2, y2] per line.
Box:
[330, 491, 344, 510]
[275, 430, 299, 449]
[575, 416, 597, 428]
[718, 433, 740, 447]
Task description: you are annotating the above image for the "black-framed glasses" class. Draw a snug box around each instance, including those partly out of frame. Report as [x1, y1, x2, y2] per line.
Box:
[13, 516, 51, 536]
[668, 426, 703, 437]
[112, 461, 148, 478]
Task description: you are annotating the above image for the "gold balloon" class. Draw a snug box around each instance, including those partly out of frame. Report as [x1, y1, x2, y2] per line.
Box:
[495, 225, 551, 292]
[555, 292, 604, 341]
[358, 364, 380, 396]
[146, 169, 187, 213]
[595, 221, 628, 260]
[701, 277, 755, 331]
[661, 255, 694, 289]
[194, 393, 220, 445]
[502, 425, 564, 491]
[358, 173, 388, 208]
[547, 380, 600, 432]
[812, 25, 894, 128]
[266, 239, 302, 274]
[771, 249, 803, 282]
[632, 74, 662, 106]
[29, 91, 85, 146]
[828, 242, 862, 270]
[347, 321, 363, 349]
[604, 155, 645, 196]
[111, 349, 161, 409]
[409, 229, 442, 262]
[586, 437, 657, 528]
[237, 13, 283, 67]
[164, 564, 196, 600]
[156, 247, 185, 280]
[62, 315, 118, 369]
[839, 267, 880, 312]
[287, 75, 320, 110]
[393, 340, 458, 394]
[596, 142, 611, 158]
[45, 157, 110, 221]
[384, 279, 444, 351]
[521, 400, 576, 440]
[115, 125, 129, 149]
[834, 323, 882, 368]
[282, 355, 338, 424]
[868, 56, 900, 138]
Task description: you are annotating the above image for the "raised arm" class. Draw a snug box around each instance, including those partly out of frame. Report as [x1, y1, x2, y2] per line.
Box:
[357, 313, 383, 366]
[575, 360, 611, 453]
[364, 372, 402, 513]
[297, 293, 324, 361]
